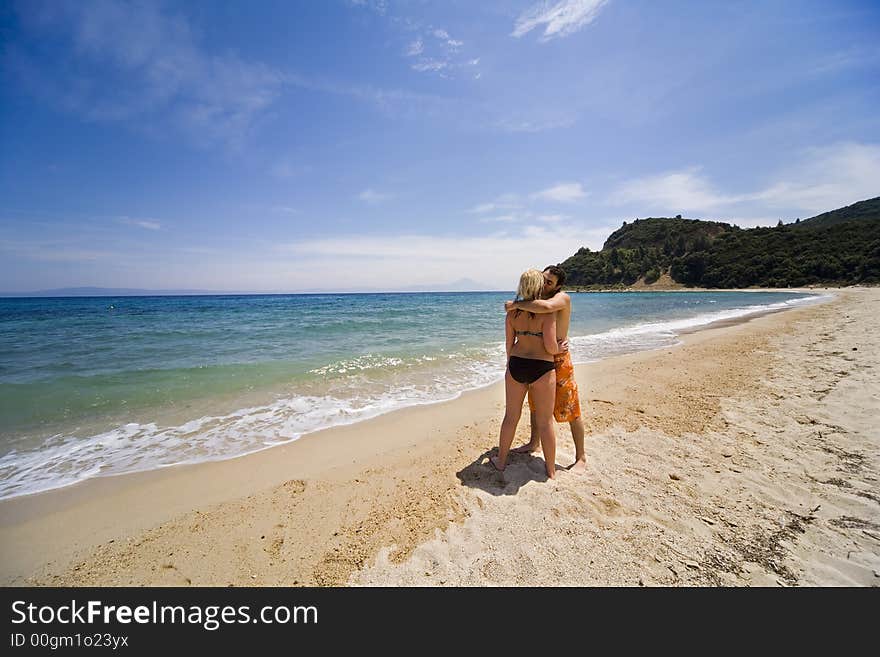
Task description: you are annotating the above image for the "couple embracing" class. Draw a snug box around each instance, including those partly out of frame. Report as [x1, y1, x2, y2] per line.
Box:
[489, 265, 586, 480]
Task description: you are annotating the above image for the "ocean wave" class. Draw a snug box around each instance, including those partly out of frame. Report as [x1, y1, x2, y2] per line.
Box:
[567, 293, 829, 364]
[0, 345, 507, 500]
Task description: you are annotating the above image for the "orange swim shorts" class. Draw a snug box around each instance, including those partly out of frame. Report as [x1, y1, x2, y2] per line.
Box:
[527, 350, 582, 423]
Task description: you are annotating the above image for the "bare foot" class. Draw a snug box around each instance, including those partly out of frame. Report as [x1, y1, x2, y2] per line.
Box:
[489, 455, 506, 472]
[511, 442, 540, 454]
[569, 458, 587, 473]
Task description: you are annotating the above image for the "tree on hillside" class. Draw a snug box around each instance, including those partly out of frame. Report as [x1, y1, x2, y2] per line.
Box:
[560, 205, 880, 288]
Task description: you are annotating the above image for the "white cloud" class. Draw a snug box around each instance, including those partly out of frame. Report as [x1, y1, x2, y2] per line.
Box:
[478, 215, 519, 223]
[271, 225, 611, 289]
[468, 195, 523, 214]
[13, 1, 285, 151]
[397, 24, 472, 78]
[2, 222, 619, 292]
[746, 142, 880, 214]
[411, 59, 448, 72]
[537, 214, 569, 223]
[315, 80, 464, 122]
[608, 168, 736, 214]
[531, 182, 588, 203]
[608, 142, 880, 221]
[347, 0, 388, 15]
[272, 206, 300, 215]
[175, 246, 224, 255]
[512, 0, 610, 42]
[810, 46, 880, 75]
[119, 217, 162, 230]
[285, 73, 545, 133]
[494, 113, 577, 133]
[358, 188, 392, 204]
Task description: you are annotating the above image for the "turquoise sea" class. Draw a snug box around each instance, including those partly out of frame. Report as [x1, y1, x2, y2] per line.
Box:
[0, 290, 827, 499]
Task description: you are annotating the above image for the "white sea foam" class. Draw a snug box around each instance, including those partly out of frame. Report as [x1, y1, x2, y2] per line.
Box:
[568, 293, 829, 363]
[0, 344, 508, 500]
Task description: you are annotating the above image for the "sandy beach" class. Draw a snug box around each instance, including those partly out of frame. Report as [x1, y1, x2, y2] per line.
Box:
[1, 287, 877, 587]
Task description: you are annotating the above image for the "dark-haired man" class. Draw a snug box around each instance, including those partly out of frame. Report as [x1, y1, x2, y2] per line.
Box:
[504, 265, 586, 472]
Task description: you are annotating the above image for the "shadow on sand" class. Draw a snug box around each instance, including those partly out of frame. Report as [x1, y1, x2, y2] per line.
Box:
[456, 447, 562, 496]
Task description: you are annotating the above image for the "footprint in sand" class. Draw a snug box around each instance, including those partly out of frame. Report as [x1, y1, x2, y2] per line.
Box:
[593, 496, 624, 516]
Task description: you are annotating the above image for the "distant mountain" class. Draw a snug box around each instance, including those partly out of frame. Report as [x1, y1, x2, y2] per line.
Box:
[558, 197, 880, 288]
[1, 287, 227, 297]
[2, 279, 499, 298]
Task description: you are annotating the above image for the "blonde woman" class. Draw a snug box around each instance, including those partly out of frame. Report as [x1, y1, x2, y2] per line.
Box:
[490, 269, 560, 479]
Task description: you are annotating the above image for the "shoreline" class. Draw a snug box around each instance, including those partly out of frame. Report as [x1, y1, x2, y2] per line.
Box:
[0, 288, 827, 503]
[1, 287, 876, 586]
[567, 286, 843, 293]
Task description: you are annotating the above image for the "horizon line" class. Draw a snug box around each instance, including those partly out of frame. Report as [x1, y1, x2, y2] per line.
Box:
[0, 288, 511, 298]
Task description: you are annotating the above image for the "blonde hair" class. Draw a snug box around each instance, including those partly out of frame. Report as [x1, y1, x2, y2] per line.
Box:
[516, 269, 544, 302]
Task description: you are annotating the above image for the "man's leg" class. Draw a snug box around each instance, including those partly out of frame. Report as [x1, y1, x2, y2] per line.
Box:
[569, 417, 587, 473]
[553, 351, 587, 472]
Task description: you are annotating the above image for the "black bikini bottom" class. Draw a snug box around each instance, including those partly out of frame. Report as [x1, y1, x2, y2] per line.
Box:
[508, 356, 555, 384]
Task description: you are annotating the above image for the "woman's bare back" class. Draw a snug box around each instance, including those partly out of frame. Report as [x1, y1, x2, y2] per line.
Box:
[509, 310, 556, 361]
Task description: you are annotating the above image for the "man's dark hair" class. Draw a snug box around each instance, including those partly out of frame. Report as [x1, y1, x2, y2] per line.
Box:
[543, 265, 566, 287]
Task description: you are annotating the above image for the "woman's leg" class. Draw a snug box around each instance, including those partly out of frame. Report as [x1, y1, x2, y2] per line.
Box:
[511, 389, 540, 454]
[529, 369, 557, 479]
[492, 369, 528, 471]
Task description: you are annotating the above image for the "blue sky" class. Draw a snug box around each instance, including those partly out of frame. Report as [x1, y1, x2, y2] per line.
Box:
[1, 0, 879, 293]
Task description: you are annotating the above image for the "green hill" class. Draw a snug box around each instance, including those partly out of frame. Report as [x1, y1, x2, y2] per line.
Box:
[793, 196, 880, 230]
[559, 198, 880, 289]
[602, 216, 735, 251]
